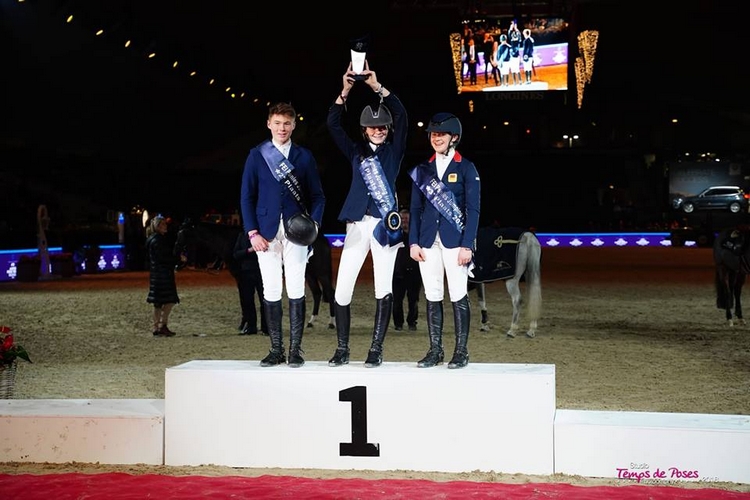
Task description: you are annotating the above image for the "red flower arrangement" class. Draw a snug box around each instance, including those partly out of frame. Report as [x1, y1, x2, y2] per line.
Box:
[0, 326, 32, 366]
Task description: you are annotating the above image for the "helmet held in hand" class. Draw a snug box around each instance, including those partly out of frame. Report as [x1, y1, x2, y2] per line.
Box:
[284, 213, 318, 247]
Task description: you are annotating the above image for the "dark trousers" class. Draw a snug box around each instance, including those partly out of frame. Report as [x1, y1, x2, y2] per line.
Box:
[468, 61, 478, 84]
[237, 268, 266, 333]
[393, 272, 421, 327]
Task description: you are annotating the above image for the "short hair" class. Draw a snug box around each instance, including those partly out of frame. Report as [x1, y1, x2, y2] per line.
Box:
[268, 102, 296, 121]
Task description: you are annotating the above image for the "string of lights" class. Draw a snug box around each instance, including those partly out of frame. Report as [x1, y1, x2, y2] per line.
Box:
[575, 29, 599, 109]
[449, 32, 464, 94]
[10, 0, 302, 118]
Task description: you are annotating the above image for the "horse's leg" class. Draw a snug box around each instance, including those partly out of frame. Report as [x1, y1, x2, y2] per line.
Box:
[505, 276, 522, 338]
[320, 275, 336, 329]
[306, 275, 322, 328]
[328, 300, 336, 329]
[475, 283, 490, 331]
[716, 267, 734, 325]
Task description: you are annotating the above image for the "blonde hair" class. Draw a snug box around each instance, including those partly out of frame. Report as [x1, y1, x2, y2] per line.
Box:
[146, 216, 165, 237]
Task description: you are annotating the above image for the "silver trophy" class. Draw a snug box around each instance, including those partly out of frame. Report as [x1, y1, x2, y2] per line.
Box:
[350, 35, 370, 81]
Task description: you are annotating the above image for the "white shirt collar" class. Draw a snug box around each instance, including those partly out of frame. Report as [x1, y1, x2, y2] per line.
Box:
[273, 140, 291, 159]
[435, 148, 454, 179]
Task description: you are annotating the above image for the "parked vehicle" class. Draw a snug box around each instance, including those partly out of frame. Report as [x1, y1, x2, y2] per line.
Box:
[672, 186, 750, 214]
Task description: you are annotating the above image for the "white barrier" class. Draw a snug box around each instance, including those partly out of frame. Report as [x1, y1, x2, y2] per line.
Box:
[3, 367, 749, 485]
[164, 360, 556, 474]
[554, 409, 750, 484]
[0, 399, 165, 465]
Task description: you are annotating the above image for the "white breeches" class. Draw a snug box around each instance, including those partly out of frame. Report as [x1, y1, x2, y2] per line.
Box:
[334, 215, 402, 305]
[510, 56, 521, 73]
[418, 235, 469, 302]
[256, 220, 308, 301]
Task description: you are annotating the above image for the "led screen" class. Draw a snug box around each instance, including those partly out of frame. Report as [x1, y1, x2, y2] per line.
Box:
[454, 15, 569, 94]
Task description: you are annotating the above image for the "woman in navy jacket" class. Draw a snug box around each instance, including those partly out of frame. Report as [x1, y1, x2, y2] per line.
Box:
[326, 62, 408, 368]
[408, 113, 480, 369]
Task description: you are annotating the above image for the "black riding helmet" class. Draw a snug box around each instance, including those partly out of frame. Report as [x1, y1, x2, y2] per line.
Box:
[426, 112, 462, 147]
[360, 104, 393, 142]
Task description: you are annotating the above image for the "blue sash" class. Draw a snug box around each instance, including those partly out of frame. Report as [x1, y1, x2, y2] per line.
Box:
[260, 141, 306, 209]
[409, 162, 465, 232]
[260, 141, 294, 183]
[259, 141, 317, 252]
[358, 156, 402, 247]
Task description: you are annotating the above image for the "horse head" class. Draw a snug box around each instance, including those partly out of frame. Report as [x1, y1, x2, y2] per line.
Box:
[174, 218, 195, 252]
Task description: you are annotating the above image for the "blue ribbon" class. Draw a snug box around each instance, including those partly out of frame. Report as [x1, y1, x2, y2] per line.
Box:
[409, 163, 465, 233]
[358, 156, 402, 247]
[260, 141, 295, 181]
[260, 141, 306, 211]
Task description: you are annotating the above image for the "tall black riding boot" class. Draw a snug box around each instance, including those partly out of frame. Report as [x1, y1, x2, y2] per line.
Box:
[365, 293, 393, 368]
[260, 299, 285, 367]
[448, 295, 470, 369]
[328, 302, 351, 367]
[417, 300, 444, 368]
[288, 296, 305, 368]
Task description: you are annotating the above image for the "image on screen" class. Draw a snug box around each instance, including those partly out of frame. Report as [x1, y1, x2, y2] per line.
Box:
[452, 15, 569, 94]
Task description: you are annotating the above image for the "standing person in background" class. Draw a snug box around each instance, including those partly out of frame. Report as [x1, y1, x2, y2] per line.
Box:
[508, 19, 523, 86]
[466, 37, 478, 86]
[326, 61, 408, 368]
[233, 230, 267, 336]
[495, 34, 512, 86]
[392, 208, 421, 332]
[482, 32, 498, 85]
[240, 102, 326, 368]
[408, 113, 480, 369]
[145, 215, 181, 337]
[522, 28, 535, 84]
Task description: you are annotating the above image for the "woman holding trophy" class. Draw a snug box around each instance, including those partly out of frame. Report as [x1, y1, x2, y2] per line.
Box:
[326, 55, 408, 368]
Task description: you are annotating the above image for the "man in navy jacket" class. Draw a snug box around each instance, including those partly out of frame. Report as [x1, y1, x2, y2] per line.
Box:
[240, 102, 325, 368]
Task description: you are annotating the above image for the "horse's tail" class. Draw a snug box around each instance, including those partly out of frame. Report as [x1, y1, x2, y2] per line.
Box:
[524, 233, 542, 322]
[715, 265, 729, 310]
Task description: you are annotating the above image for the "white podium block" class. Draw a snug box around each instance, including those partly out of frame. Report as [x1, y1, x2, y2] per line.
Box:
[0, 399, 165, 465]
[165, 360, 555, 474]
[554, 409, 750, 484]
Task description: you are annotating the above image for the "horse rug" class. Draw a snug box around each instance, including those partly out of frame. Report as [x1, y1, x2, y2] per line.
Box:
[470, 226, 526, 283]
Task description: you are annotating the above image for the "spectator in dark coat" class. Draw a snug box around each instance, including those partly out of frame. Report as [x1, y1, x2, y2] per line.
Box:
[146, 215, 181, 337]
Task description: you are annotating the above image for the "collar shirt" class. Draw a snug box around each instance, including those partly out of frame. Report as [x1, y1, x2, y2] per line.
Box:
[273, 140, 291, 159]
[436, 149, 454, 179]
